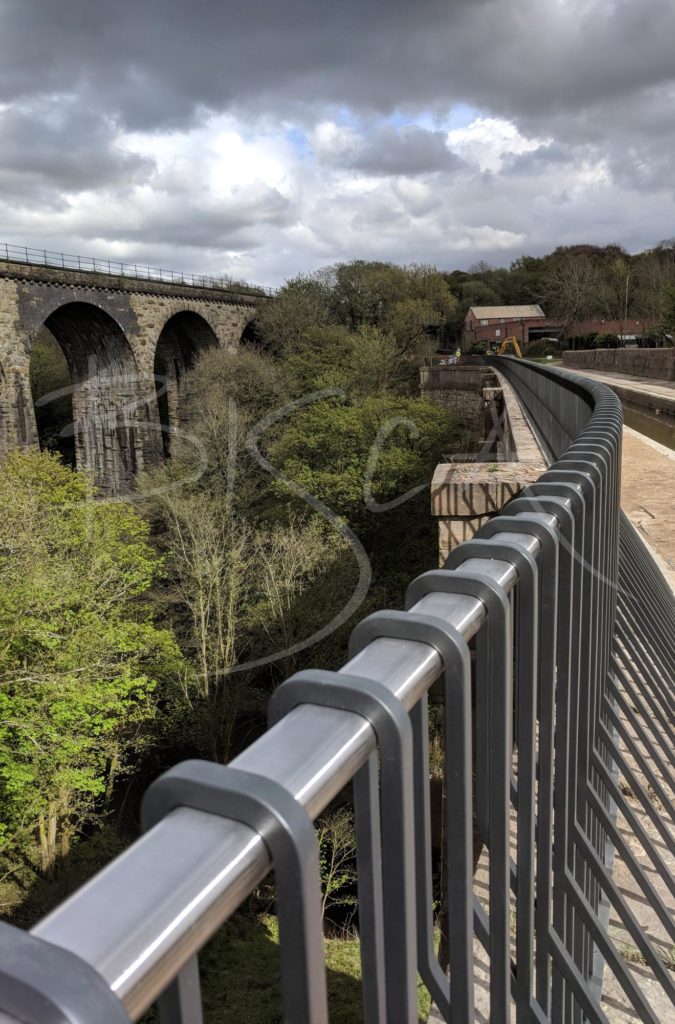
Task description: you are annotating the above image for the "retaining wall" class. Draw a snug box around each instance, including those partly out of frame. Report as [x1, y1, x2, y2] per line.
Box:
[562, 348, 675, 381]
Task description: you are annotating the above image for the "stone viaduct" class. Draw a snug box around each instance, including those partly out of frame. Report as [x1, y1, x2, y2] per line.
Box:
[0, 260, 266, 494]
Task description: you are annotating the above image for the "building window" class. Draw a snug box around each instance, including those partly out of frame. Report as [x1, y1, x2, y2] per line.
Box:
[481, 319, 488, 326]
[495, 329, 501, 337]
[500, 318, 506, 324]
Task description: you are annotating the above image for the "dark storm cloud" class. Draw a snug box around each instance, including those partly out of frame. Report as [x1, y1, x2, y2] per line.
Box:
[2, 0, 673, 132]
[502, 142, 575, 177]
[0, 0, 470, 129]
[317, 124, 466, 177]
[0, 99, 153, 196]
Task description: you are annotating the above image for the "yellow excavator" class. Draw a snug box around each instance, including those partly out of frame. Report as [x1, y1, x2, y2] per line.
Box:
[496, 336, 523, 358]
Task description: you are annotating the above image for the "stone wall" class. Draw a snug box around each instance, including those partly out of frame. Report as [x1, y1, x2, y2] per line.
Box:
[562, 347, 675, 381]
[424, 366, 548, 564]
[420, 364, 498, 435]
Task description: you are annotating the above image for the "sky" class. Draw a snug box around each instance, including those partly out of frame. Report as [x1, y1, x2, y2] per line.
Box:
[0, 0, 674, 287]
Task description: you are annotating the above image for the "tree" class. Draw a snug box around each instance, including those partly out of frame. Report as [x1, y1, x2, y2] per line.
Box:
[316, 807, 357, 918]
[0, 450, 180, 874]
[541, 249, 602, 331]
[141, 345, 360, 757]
[159, 344, 288, 512]
[634, 249, 675, 326]
[29, 328, 74, 465]
[268, 393, 463, 596]
[254, 272, 333, 353]
[382, 264, 457, 355]
[283, 324, 409, 400]
[145, 487, 254, 761]
[330, 261, 406, 330]
[659, 284, 675, 344]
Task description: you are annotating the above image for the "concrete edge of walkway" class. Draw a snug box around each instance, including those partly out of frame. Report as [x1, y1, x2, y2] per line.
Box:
[623, 425, 675, 461]
[621, 427, 675, 595]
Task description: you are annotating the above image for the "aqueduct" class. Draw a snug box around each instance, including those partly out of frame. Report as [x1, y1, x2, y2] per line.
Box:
[0, 258, 265, 493]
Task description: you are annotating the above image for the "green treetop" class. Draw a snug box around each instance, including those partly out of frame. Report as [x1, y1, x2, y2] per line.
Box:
[0, 449, 181, 874]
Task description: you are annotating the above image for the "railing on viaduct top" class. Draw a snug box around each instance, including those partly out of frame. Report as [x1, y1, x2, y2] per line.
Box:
[0, 360, 673, 1024]
[0, 242, 275, 297]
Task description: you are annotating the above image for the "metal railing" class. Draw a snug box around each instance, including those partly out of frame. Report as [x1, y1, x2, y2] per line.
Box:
[0, 242, 274, 297]
[0, 361, 673, 1023]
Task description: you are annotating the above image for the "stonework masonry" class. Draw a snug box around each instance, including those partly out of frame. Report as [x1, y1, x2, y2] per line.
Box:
[563, 347, 675, 381]
[0, 261, 266, 493]
[420, 364, 498, 436]
[422, 364, 548, 563]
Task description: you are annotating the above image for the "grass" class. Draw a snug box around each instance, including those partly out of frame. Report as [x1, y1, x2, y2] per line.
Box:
[197, 913, 432, 1023]
[615, 939, 675, 973]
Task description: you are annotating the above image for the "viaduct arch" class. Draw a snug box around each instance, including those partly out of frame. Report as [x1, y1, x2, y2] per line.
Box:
[0, 260, 265, 493]
[154, 310, 219, 457]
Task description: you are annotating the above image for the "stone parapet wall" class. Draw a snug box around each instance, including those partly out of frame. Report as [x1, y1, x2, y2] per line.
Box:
[0, 259, 264, 307]
[424, 364, 548, 565]
[420, 364, 498, 435]
[432, 462, 545, 564]
[562, 348, 675, 381]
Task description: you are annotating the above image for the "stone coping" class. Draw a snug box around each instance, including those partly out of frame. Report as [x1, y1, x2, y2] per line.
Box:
[492, 368, 549, 467]
[431, 461, 544, 517]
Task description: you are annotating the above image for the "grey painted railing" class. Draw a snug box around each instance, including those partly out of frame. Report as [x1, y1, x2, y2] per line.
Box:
[0, 360, 673, 1023]
[0, 242, 274, 296]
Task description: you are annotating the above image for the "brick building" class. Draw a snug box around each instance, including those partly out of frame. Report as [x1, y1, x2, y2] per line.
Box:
[463, 305, 550, 348]
[463, 306, 659, 350]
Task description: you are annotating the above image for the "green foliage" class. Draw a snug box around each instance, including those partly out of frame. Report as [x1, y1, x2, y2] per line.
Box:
[0, 449, 181, 872]
[283, 324, 358, 396]
[524, 338, 561, 358]
[198, 913, 431, 1024]
[268, 392, 461, 604]
[329, 261, 456, 355]
[316, 807, 358, 916]
[254, 272, 333, 354]
[284, 323, 414, 399]
[166, 344, 288, 507]
[270, 395, 454, 530]
[660, 283, 675, 341]
[255, 261, 456, 360]
[29, 329, 75, 464]
[594, 332, 621, 349]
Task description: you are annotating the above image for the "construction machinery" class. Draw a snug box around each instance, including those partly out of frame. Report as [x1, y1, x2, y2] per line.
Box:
[496, 335, 523, 357]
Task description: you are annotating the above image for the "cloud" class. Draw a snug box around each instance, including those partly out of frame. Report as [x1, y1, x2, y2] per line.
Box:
[446, 118, 552, 174]
[0, 98, 153, 198]
[0, 1, 673, 284]
[312, 122, 466, 177]
[3, 1, 675, 129]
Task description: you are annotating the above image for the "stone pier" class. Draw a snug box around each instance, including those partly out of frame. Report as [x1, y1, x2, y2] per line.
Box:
[424, 366, 548, 563]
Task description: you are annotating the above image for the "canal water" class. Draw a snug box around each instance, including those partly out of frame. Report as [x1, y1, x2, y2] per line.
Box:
[623, 401, 675, 451]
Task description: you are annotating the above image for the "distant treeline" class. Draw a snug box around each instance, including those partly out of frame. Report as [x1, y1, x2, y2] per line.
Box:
[441, 240, 675, 344]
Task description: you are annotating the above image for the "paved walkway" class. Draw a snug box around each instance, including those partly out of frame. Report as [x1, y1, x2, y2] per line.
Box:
[559, 365, 675, 592]
[620, 427, 675, 593]
[564, 366, 675, 415]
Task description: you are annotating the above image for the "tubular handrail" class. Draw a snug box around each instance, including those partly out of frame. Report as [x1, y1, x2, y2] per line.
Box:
[2, 359, 673, 1024]
[30, 532, 547, 1019]
[0, 242, 274, 297]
